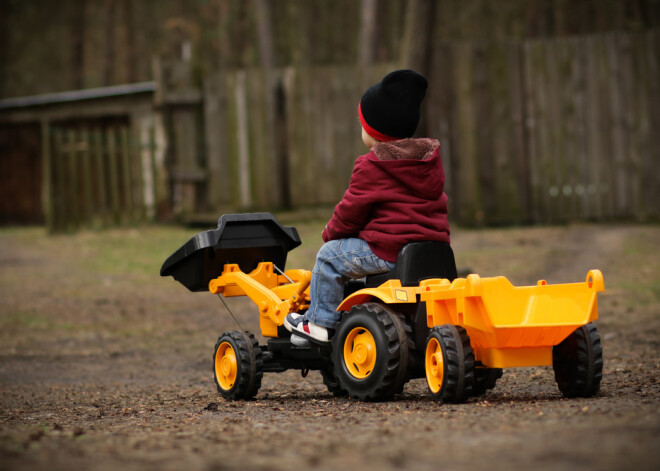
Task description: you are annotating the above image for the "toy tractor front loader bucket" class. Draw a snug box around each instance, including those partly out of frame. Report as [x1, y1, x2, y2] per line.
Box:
[160, 213, 310, 338]
[160, 213, 301, 292]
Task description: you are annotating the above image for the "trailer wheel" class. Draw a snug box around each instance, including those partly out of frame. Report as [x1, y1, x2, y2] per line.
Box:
[213, 331, 263, 400]
[425, 325, 475, 403]
[331, 303, 409, 401]
[473, 367, 503, 396]
[553, 323, 603, 398]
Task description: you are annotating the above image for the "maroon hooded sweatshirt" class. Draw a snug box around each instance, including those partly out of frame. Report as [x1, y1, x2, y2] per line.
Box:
[321, 138, 450, 262]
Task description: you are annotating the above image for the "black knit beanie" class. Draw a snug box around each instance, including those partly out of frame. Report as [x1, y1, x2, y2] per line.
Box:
[359, 69, 428, 141]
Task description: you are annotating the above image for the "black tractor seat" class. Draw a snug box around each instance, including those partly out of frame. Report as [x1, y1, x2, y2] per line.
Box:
[363, 241, 458, 288]
[344, 241, 458, 297]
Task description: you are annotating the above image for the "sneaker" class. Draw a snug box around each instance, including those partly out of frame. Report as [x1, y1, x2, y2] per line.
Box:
[290, 333, 311, 347]
[284, 313, 311, 347]
[290, 318, 331, 345]
[283, 313, 304, 332]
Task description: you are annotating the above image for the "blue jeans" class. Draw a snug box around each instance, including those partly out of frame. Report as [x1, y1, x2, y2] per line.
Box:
[305, 238, 395, 329]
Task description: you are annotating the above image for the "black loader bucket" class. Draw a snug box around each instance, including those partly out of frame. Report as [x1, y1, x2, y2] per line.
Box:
[160, 213, 301, 292]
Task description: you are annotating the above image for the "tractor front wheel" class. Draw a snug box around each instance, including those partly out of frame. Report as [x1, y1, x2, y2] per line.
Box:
[553, 323, 603, 398]
[425, 325, 475, 403]
[331, 303, 409, 401]
[320, 368, 346, 397]
[213, 331, 263, 400]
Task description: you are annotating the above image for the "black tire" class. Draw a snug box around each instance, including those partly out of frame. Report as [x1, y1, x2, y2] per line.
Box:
[331, 303, 409, 401]
[553, 323, 603, 398]
[473, 367, 503, 396]
[425, 325, 475, 403]
[213, 330, 263, 400]
[320, 368, 347, 397]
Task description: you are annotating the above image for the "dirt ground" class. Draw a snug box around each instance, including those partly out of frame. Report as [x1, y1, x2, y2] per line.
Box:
[0, 222, 659, 471]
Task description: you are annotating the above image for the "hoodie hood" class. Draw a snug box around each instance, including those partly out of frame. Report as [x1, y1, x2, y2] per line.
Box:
[367, 138, 443, 200]
[371, 138, 439, 161]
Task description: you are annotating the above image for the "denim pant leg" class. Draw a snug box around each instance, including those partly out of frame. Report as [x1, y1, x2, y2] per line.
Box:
[305, 238, 395, 329]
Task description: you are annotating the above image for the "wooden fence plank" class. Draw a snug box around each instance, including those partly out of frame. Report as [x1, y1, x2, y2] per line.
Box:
[129, 125, 144, 222]
[427, 42, 456, 214]
[106, 127, 121, 224]
[51, 129, 66, 232]
[585, 36, 604, 220]
[120, 126, 134, 221]
[66, 128, 79, 230]
[80, 127, 93, 227]
[234, 70, 252, 208]
[92, 128, 109, 226]
[41, 121, 54, 231]
[454, 42, 480, 223]
[572, 39, 591, 220]
[642, 30, 660, 220]
[508, 42, 532, 222]
[203, 72, 232, 210]
[524, 40, 546, 223]
[601, 34, 618, 219]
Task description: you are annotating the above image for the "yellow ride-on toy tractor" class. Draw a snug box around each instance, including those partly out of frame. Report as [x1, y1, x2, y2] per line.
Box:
[161, 213, 604, 402]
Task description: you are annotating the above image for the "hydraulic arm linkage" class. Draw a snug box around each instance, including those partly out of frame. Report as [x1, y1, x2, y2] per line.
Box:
[208, 262, 311, 337]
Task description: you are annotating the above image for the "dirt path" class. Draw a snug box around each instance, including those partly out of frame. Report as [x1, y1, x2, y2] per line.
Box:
[1, 223, 659, 471]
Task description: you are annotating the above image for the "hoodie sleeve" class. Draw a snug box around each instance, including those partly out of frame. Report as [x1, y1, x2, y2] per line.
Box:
[322, 156, 374, 242]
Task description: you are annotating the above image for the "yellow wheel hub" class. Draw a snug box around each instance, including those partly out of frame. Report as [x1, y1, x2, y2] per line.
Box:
[215, 341, 237, 390]
[426, 337, 444, 393]
[343, 327, 377, 379]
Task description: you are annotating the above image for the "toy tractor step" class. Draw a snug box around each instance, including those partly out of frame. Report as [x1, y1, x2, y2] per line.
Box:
[161, 213, 605, 402]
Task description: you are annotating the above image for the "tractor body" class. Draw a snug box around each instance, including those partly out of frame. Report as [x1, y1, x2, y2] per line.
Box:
[161, 213, 604, 402]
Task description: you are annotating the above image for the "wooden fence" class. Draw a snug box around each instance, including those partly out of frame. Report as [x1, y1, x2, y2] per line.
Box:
[428, 30, 660, 224]
[200, 30, 660, 225]
[203, 64, 395, 211]
[47, 123, 157, 232]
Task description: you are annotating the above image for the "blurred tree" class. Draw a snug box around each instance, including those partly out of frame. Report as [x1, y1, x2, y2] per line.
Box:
[400, 0, 435, 74]
[253, 0, 275, 68]
[103, 0, 117, 86]
[359, 0, 378, 65]
[1, 0, 659, 98]
[70, 0, 87, 90]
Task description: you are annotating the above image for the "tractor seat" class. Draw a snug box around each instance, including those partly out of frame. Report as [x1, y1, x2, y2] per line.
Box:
[364, 241, 458, 288]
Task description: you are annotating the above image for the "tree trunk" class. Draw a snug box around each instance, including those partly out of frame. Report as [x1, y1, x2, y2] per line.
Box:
[399, 0, 436, 136]
[359, 0, 378, 65]
[399, 0, 435, 74]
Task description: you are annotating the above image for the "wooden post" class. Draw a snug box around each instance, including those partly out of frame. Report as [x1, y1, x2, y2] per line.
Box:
[80, 127, 94, 227]
[51, 128, 63, 232]
[235, 70, 252, 208]
[41, 120, 54, 232]
[92, 128, 108, 227]
[106, 127, 121, 224]
[120, 125, 134, 221]
[66, 128, 79, 230]
[130, 123, 145, 222]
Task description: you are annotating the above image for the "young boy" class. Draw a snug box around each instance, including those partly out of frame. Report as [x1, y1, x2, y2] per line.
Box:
[285, 69, 450, 346]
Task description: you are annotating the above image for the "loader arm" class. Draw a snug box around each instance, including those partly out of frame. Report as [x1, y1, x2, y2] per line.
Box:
[208, 262, 311, 337]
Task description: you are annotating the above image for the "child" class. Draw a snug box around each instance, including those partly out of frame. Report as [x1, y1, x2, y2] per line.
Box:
[285, 69, 450, 346]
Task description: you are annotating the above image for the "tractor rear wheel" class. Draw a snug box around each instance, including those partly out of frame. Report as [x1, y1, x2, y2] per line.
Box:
[553, 323, 603, 398]
[213, 331, 263, 400]
[331, 303, 409, 401]
[425, 325, 475, 403]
